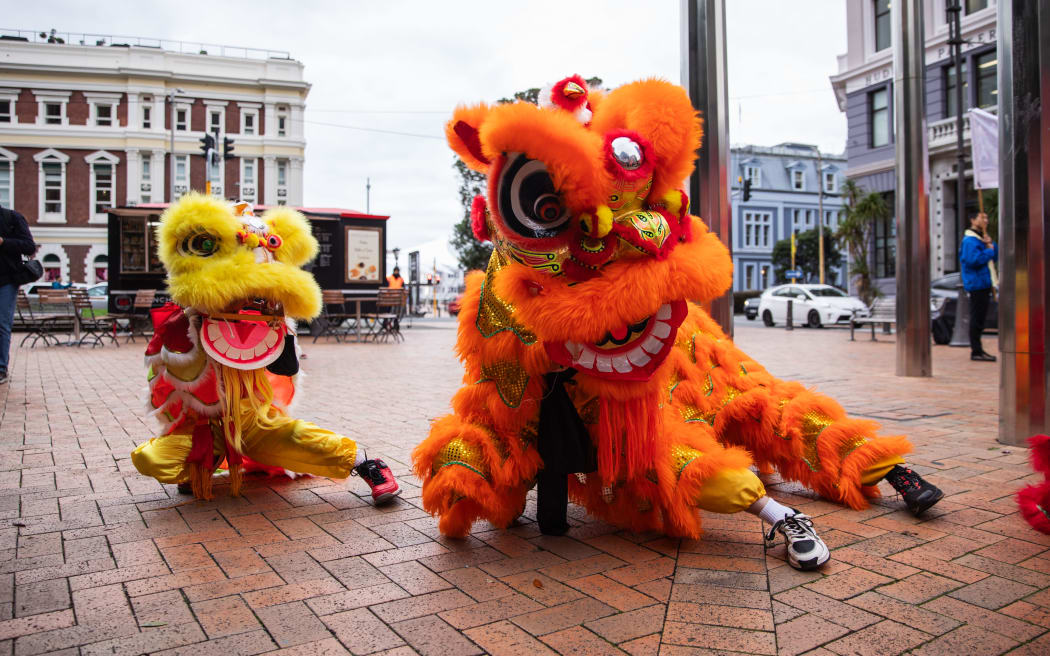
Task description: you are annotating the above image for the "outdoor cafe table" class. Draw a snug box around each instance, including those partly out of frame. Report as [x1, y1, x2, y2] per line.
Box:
[341, 292, 379, 342]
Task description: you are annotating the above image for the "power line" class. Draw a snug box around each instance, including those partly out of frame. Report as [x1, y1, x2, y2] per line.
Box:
[729, 88, 829, 100]
[301, 119, 443, 140]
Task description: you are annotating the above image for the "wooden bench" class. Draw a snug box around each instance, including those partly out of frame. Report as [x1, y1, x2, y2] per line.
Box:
[850, 296, 896, 341]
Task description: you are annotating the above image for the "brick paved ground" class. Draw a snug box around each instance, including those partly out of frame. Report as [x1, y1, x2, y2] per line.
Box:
[0, 317, 1045, 655]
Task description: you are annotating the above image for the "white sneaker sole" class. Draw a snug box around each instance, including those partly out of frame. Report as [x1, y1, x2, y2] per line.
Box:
[789, 544, 830, 571]
[373, 488, 402, 505]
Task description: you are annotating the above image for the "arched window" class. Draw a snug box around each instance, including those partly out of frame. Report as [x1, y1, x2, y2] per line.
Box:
[42, 254, 61, 282]
[93, 254, 108, 282]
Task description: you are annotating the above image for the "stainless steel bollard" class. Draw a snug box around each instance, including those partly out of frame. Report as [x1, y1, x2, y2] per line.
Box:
[949, 284, 971, 347]
[786, 299, 794, 331]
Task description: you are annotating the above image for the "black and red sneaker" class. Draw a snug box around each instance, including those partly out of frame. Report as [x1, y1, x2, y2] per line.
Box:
[353, 459, 401, 505]
[885, 465, 943, 516]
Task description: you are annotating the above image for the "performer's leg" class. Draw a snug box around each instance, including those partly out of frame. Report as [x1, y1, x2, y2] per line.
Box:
[536, 467, 569, 536]
[131, 433, 198, 484]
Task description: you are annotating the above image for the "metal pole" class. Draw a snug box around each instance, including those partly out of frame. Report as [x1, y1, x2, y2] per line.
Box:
[947, 0, 968, 241]
[998, 0, 1050, 444]
[366, 177, 371, 214]
[892, 0, 932, 377]
[169, 90, 175, 203]
[682, 0, 733, 337]
[817, 148, 825, 284]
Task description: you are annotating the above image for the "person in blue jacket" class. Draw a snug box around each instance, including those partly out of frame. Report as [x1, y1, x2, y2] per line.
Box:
[959, 212, 997, 361]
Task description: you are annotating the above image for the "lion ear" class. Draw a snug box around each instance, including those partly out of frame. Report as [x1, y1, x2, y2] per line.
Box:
[446, 103, 492, 171]
[260, 207, 318, 267]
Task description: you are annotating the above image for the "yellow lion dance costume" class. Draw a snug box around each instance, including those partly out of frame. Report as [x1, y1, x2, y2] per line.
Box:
[131, 195, 399, 503]
[413, 76, 933, 547]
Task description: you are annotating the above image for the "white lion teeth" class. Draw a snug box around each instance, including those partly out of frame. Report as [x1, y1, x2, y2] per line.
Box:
[612, 355, 633, 373]
[207, 323, 222, 341]
[650, 321, 671, 339]
[254, 341, 269, 357]
[576, 347, 596, 369]
[656, 304, 671, 321]
[642, 335, 664, 354]
[211, 335, 230, 354]
[566, 341, 583, 359]
[595, 354, 613, 372]
[264, 329, 279, 348]
[225, 346, 243, 360]
[627, 348, 651, 367]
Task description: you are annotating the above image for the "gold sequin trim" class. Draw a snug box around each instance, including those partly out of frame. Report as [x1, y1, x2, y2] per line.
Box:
[800, 411, 834, 472]
[839, 437, 868, 459]
[679, 403, 714, 425]
[434, 437, 489, 480]
[671, 445, 703, 477]
[667, 370, 682, 403]
[773, 398, 791, 440]
[478, 360, 529, 408]
[476, 250, 537, 344]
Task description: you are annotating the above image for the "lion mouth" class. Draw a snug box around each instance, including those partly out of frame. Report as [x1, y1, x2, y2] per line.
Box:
[545, 300, 688, 381]
[200, 298, 288, 370]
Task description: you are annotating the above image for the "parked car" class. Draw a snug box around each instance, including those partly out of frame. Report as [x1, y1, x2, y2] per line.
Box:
[930, 272, 997, 344]
[757, 284, 869, 328]
[743, 296, 760, 320]
[448, 293, 464, 316]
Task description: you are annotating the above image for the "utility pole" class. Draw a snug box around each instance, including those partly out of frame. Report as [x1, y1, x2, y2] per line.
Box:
[366, 178, 371, 214]
[947, 0, 967, 235]
[816, 147, 825, 284]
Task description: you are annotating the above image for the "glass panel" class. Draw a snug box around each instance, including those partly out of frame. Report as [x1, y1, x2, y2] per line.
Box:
[142, 105, 151, 128]
[96, 104, 112, 126]
[945, 61, 969, 117]
[278, 116, 286, 136]
[94, 163, 113, 214]
[977, 52, 997, 108]
[244, 113, 254, 134]
[244, 161, 254, 184]
[871, 88, 889, 147]
[120, 216, 147, 272]
[966, 0, 988, 14]
[142, 159, 150, 179]
[875, 0, 891, 51]
[45, 103, 61, 124]
[0, 162, 9, 207]
[277, 162, 287, 186]
[0, 100, 10, 122]
[43, 163, 62, 213]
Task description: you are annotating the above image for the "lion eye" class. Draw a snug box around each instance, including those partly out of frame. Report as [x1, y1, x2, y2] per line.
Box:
[497, 153, 571, 239]
[179, 233, 220, 257]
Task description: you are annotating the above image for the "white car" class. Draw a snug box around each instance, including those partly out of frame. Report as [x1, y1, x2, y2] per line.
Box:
[756, 284, 869, 328]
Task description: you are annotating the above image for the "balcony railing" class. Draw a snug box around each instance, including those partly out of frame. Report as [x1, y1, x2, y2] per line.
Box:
[927, 107, 997, 152]
[0, 28, 291, 60]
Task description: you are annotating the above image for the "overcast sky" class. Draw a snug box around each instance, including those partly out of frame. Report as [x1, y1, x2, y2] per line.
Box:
[6, 0, 847, 256]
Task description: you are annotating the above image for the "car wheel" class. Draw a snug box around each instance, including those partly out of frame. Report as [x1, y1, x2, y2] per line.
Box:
[746, 312, 756, 321]
[762, 310, 774, 327]
[807, 310, 822, 329]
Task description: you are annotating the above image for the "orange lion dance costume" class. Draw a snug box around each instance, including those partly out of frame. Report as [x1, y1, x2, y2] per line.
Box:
[414, 76, 926, 544]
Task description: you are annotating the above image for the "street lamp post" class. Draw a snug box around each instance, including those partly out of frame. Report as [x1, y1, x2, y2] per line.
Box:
[167, 87, 184, 203]
[816, 147, 825, 285]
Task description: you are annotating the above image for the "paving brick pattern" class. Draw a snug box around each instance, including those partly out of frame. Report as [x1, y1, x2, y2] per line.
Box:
[0, 318, 1046, 654]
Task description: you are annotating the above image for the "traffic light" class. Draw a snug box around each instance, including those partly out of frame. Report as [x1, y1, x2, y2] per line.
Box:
[223, 137, 235, 160]
[742, 178, 753, 202]
[199, 133, 215, 159]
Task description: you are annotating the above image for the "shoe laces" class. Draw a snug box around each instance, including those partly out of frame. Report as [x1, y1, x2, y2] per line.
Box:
[356, 459, 388, 486]
[886, 466, 922, 490]
[767, 512, 816, 542]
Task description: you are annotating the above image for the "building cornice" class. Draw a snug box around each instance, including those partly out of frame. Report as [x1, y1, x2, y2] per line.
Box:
[0, 64, 310, 93]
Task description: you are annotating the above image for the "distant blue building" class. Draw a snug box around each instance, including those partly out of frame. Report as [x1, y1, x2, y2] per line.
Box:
[729, 143, 848, 292]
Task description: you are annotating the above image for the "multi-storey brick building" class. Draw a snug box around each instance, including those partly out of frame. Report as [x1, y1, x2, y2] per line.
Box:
[0, 29, 310, 284]
[829, 0, 997, 293]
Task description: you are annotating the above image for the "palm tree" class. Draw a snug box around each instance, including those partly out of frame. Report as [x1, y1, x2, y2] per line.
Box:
[836, 180, 888, 306]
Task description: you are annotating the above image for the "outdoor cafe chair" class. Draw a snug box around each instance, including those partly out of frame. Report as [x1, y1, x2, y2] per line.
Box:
[120, 289, 157, 343]
[313, 290, 350, 343]
[35, 289, 77, 345]
[15, 289, 64, 347]
[69, 288, 119, 348]
[365, 288, 406, 343]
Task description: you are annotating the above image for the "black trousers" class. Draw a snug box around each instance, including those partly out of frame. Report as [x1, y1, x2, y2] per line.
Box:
[968, 288, 992, 355]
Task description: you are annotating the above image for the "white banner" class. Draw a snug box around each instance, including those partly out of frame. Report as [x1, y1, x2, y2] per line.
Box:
[969, 108, 999, 189]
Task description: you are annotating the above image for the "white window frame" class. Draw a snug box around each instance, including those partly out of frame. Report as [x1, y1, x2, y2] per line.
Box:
[175, 104, 190, 132]
[93, 102, 115, 127]
[240, 105, 259, 135]
[85, 150, 119, 224]
[208, 109, 223, 136]
[34, 148, 69, 223]
[35, 90, 71, 127]
[276, 105, 288, 137]
[823, 171, 836, 194]
[0, 146, 17, 209]
[140, 157, 152, 203]
[240, 158, 257, 203]
[742, 210, 772, 249]
[141, 95, 152, 129]
[84, 244, 109, 285]
[792, 169, 805, 191]
[744, 263, 755, 291]
[174, 154, 189, 198]
[744, 165, 761, 187]
[0, 90, 16, 124]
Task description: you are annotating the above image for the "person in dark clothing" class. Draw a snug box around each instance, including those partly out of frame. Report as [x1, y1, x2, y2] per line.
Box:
[959, 212, 998, 362]
[0, 207, 37, 384]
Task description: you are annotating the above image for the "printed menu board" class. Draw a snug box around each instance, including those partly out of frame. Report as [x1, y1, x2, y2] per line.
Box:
[345, 226, 382, 283]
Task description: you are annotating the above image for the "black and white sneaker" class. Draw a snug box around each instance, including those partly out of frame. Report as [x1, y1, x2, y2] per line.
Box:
[766, 511, 829, 571]
[884, 465, 943, 516]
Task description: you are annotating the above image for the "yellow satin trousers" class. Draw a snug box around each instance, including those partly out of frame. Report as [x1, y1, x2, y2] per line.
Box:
[131, 405, 359, 484]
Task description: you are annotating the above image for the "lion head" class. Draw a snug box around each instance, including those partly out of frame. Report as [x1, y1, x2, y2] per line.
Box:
[157, 193, 321, 369]
[448, 76, 732, 383]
